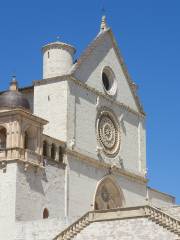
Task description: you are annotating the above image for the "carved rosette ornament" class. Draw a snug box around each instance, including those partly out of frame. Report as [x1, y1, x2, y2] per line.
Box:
[97, 108, 120, 157]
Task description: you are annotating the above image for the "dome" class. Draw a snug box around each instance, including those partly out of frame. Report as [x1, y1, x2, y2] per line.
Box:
[0, 78, 30, 111]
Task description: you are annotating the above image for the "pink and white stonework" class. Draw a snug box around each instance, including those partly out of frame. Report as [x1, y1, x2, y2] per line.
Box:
[0, 16, 179, 240]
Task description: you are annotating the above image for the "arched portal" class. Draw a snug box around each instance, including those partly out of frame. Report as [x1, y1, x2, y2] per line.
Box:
[94, 176, 124, 210]
[23, 127, 36, 151]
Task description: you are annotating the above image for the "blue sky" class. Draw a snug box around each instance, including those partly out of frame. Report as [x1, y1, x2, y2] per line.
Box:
[0, 0, 179, 202]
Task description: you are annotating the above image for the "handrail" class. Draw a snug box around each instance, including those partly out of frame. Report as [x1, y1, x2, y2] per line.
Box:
[0, 147, 43, 167]
[53, 205, 180, 240]
[53, 211, 92, 240]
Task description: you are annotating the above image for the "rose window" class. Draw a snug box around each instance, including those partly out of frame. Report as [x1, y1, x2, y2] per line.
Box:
[97, 109, 120, 157]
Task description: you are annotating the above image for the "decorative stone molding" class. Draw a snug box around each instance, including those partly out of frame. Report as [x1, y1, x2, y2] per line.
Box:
[69, 28, 145, 115]
[33, 75, 145, 119]
[96, 146, 103, 156]
[96, 107, 120, 158]
[96, 96, 100, 108]
[69, 76, 145, 118]
[0, 147, 44, 170]
[65, 148, 147, 184]
[42, 42, 76, 54]
[119, 113, 124, 123]
[53, 205, 180, 240]
[24, 162, 29, 172]
[69, 138, 75, 150]
[118, 157, 124, 169]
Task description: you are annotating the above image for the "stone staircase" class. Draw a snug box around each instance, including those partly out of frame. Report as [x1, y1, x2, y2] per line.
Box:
[53, 205, 180, 240]
[53, 212, 91, 240]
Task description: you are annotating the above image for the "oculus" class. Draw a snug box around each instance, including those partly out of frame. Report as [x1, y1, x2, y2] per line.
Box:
[97, 108, 120, 157]
[102, 67, 117, 96]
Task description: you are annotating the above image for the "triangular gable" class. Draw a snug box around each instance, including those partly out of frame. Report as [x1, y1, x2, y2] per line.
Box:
[71, 28, 145, 115]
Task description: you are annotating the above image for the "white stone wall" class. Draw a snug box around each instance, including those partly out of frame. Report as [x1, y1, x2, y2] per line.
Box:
[43, 44, 75, 78]
[68, 81, 146, 175]
[161, 206, 180, 220]
[15, 218, 66, 240]
[74, 218, 178, 240]
[74, 32, 139, 112]
[116, 174, 147, 207]
[0, 163, 17, 240]
[16, 161, 65, 221]
[148, 187, 175, 207]
[68, 155, 107, 218]
[67, 155, 147, 219]
[34, 80, 68, 141]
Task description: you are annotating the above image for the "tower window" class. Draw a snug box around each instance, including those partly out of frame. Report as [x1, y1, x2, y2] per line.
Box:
[43, 208, 49, 219]
[102, 72, 110, 91]
[102, 67, 117, 96]
[51, 143, 56, 160]
[59, 146, 63, 163]
[24, 131, 28, 149]
[43, 141, 48, 157]
[48, 51, 50, 58]
[0, 127, 6, 150]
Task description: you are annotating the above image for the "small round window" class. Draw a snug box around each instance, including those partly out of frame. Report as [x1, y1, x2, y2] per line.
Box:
[102, 67, 117, 96]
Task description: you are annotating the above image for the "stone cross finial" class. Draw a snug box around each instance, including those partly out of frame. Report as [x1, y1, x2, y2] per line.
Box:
[9, 75, 18, 91]
[100, 15, 108, 32]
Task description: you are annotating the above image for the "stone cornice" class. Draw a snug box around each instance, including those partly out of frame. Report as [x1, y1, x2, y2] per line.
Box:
[0, 158, 44, 169]
[70, 28, 145, 115]
[107, 29, 145, 115]
[43, 133, 66, 147]
[0, 108, 48, 125]
[69, 76, 145, 119]
[147, 186, 175, 201]
[42, 41, 76, 54]
[0, 85, 33, 95]
[66, 148, 148, 184]
[33, 75, 145, 118]
[33, 75, 69, 86]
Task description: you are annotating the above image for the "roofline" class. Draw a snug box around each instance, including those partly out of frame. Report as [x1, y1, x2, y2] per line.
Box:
[147, 186, 175, 201]
[70, 28, 145, 115]
[19, 85, 34, 92]
[0, 108, 48, 125]
[33, 75, 145, 118]
[0, 85, 34, 95]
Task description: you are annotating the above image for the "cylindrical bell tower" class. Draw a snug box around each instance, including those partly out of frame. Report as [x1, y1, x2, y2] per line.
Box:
[42, 41, 76, 79]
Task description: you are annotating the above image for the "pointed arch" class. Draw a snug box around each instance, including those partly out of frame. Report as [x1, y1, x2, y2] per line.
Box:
[93, 175, 125, 210]
[51, 143, 56, 160]
[24, 131, 29, 149]
[23, 127, 36, 151]
[0, 126, 7, 150]
[43, 140, 48, 157]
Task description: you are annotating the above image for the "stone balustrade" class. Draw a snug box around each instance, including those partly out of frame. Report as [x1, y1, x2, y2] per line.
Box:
[0, 147, 43, 168]
[53, 205, 180, 240]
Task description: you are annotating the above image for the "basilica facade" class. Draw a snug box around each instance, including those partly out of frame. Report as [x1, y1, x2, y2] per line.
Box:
[0, 16, 179, 240]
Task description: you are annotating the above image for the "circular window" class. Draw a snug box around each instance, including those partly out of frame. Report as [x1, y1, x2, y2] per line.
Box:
[102, 67, 117, 96]
[97, 108, 120, 157]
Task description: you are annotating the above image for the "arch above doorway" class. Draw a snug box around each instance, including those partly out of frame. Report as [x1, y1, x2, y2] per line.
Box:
[94, 176, 124, 210]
